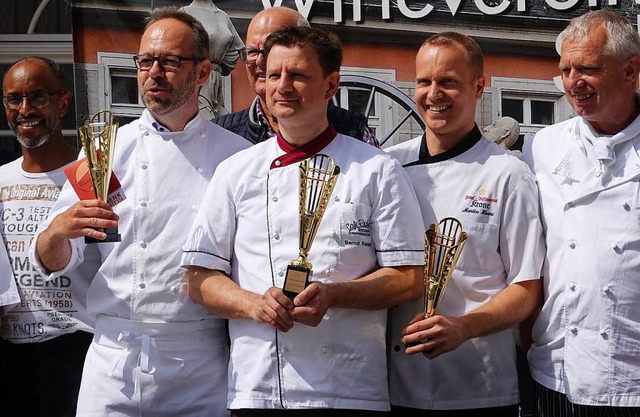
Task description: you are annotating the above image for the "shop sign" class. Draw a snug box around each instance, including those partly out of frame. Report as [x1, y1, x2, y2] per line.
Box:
[262, 0, 621, 21]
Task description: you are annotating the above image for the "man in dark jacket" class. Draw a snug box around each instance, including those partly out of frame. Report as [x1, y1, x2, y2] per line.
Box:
[212, 6, 378, 147]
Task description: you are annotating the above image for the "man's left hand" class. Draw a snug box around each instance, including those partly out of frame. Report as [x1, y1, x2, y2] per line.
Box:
[290, 282, 334, 327]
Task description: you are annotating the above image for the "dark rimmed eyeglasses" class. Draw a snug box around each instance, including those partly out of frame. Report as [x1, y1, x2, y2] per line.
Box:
[239, 48, 265, 65]
[133, 54, 205, 71]
[2, 90, 66, 110]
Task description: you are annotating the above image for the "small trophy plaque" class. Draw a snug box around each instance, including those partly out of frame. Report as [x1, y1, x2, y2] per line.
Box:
[78, 110, 121, 244]
[283, 154, 340, 299]
[406, 217, 467, 348]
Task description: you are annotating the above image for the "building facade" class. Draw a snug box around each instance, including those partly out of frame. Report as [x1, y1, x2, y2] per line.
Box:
[2, 0, 638, 154]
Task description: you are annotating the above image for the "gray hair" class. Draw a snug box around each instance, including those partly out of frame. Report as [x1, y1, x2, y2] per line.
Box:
[561, 10, 640, 63]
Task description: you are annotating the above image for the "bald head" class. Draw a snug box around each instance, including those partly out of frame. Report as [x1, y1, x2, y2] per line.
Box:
[245, 7, 310, 100]
[248, 7, 309, 36]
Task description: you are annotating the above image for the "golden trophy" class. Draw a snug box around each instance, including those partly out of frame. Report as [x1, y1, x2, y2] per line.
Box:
[283, 154, 340, 299]
[423, 217, 467, 317]
[78, 110, 121, 243]
[406, 217, 466, 347]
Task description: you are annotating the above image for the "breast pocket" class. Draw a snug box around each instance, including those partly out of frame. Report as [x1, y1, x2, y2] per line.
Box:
[455, 220, 501, 274]
[333, 202, 376, 273]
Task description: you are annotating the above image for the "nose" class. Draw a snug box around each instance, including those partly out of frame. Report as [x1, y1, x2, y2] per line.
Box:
[148, 59, 165, 78]
[427, 83, 443, 101]
[255, 51, 266, 70]
[18, 96, 35, 114]
[563, 67, 585, 86]
[276, 74, 293, 93]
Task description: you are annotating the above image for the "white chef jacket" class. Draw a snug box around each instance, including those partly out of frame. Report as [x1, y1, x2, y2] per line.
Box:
[523, 115, 640, 407]
[0, 243, 19, 313]
[386, 128, 545, 410]
[181, 128, 425, 410]
[31, 110, 250, 416]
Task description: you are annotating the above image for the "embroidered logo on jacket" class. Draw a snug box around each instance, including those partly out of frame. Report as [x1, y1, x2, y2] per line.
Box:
[462, 188, 498, 217]
[345, 218, 371, 236]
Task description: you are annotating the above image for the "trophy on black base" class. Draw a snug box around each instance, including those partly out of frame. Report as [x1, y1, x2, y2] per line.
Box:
[406, 217, 467, 348]
[283, 154, 340, 299]
[78, 110, 121, 244]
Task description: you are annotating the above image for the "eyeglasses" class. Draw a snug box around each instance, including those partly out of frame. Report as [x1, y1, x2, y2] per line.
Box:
[239, 48, 265, 65]
[133, 54, 204, 71]
[2, 91, 65, 110]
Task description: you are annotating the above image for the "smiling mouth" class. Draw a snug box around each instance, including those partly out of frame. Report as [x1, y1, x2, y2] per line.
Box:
[572, 92, 594, 101]
[18, 119, 42, 128]
[427, 104, 451, 112]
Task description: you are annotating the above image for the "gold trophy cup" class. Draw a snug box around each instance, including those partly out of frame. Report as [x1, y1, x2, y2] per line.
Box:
[283, 154, 340, 299]
[78, 110, 121, 243]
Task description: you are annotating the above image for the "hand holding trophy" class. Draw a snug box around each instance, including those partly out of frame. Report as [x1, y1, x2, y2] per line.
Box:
[283, 154, 340, 299]
[77, 110, 121, 244]
[405, 217, 467, 348]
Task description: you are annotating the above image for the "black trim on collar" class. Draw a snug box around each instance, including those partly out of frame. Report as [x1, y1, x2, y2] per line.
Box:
[404, 125, 483, 168]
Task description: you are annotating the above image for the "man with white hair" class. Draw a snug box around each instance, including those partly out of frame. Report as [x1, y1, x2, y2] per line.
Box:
[523, 9, 640, 416]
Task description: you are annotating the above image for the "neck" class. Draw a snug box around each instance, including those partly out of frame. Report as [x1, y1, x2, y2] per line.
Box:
[425, 133, 463, 157]
[21, 135, 78, 173]
[425, 123, 476, 156]
[591, 97, 640, 135]
[279, 120, 330, 148]
[151, 107, 200, 132]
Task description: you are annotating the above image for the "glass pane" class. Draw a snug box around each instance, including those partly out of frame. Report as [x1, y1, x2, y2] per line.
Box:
[502, 98, 523, 123]
[511, 134, 525, 152]
[531, 100, 554, 125]
[111, 75, 139, 105]
[348, 88, 375, 117]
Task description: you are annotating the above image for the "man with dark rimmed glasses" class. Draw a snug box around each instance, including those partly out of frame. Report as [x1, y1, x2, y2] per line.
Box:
[0, 56, 94, 417]
[212, 6, 378, 147]
[31, 7, 249, 416]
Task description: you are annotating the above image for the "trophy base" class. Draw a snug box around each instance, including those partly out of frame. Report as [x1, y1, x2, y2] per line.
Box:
[283, 265, 310, 300]
[85, 227, 121, 244]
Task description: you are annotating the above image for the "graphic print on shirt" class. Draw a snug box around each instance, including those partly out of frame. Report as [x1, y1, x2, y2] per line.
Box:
[462, 187, 498, 217]
[0, 183, 79, 342]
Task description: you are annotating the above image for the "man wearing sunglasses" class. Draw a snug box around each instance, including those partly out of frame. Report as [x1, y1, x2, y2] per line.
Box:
[0, 56, 95, 417]
[32, 8, 249, 417]
[212, 6, 378, 147]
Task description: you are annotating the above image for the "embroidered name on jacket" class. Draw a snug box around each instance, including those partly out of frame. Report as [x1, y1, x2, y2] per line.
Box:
[462, 188, 498, 217]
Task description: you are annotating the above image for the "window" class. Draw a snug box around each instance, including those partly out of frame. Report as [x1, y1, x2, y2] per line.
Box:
[95, 52, 232, 124]
[491, 77, 573, 150]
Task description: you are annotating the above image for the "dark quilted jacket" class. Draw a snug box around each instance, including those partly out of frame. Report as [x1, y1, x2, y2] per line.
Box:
[212, 98, 371, 145]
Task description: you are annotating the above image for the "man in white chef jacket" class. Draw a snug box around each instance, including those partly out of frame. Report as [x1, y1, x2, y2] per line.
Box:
[31, 7, 250, 417]
[522, 10, 640, 416]
[386, 32, 545, 417]
[182, 26, 425, 415]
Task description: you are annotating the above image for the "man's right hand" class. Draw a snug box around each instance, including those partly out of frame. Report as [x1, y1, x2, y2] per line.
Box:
[47, 199, 119, 241]
[249, 287, 294, 333]
[36, 200, 118, 273]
